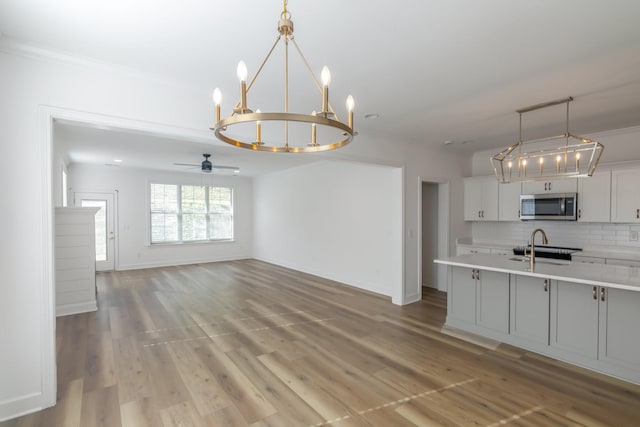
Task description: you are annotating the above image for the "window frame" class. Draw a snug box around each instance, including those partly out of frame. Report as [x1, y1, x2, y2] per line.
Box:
[148, 182, 234, 245]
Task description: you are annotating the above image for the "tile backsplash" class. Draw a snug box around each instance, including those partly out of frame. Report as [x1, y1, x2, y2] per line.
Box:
[472, 221, 640, 250]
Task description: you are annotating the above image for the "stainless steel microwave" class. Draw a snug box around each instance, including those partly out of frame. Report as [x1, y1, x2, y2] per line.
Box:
[520, 193, 577, 221]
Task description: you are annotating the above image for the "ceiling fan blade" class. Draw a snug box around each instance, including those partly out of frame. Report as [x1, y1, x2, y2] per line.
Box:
[173, 163, 200, 167]
[211, 165, 240, 170]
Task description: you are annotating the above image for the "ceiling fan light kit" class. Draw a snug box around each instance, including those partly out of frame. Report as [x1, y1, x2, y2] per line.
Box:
[210, 0, 355, 153]
[491, 97, 604, 184]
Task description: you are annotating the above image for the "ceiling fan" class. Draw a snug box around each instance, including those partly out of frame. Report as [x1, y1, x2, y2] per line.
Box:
[173, 154, 239, 174]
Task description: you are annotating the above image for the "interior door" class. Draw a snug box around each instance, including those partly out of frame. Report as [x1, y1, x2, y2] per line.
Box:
[74, 192, 115, 271]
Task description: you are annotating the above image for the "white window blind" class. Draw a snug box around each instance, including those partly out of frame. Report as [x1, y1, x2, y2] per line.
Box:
[150, 183, 233, 243]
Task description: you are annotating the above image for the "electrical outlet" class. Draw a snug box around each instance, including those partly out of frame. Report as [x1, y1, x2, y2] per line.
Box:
[631, 231, 639, 241]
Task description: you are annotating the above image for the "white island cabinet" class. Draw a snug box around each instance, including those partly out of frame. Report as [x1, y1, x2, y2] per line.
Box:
[448, 267, 476, 325]
[510, 275, 550, 347]
[447, 266, 509, 335]
[598, 287, 640, 373]
[550, 280, 599, 358]
[551, 281, 640, 375]
[435, 253, 640, 384]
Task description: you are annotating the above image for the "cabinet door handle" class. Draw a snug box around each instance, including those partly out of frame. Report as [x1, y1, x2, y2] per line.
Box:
[548, 182, 551, 191]
[593, 286, 597, 300]
[543, 279, 548, 292]
[578, 209, 581, 219]
[472, 269, 475, 279]
[601, 287, 606, 302]
[476, 270, 480, 280]
[478, 210, 481, 218]
[637, 208, 639, 219]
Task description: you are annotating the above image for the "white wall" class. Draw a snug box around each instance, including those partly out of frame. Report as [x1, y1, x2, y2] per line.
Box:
[69, 164, 253, 270]
[253, 160, 402, 300]
[0, 43, 469, 420]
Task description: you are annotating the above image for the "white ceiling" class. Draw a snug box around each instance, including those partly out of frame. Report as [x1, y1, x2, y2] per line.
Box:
[3, 0, 640, 174]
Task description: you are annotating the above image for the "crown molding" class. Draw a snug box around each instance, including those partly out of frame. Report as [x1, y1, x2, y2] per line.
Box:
[0, 34, 183, 85]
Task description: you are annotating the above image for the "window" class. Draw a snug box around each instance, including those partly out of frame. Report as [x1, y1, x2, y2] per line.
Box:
[62, 168, 68, 207]
[149, 183, 233, 243]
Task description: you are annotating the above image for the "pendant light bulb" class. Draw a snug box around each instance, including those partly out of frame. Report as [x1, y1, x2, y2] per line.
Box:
[237, 61, 248, 82]
[321, 66, 331, 87]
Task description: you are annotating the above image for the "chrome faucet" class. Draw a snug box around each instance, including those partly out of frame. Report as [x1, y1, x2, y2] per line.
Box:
[529, 228, 548, 270]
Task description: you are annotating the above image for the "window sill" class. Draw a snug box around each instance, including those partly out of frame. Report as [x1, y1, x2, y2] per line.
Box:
[148, 239, 235, 248]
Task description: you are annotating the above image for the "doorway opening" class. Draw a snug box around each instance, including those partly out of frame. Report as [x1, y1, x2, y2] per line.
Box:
[74, 192, 116, 271]
[420, 180, 449, 298]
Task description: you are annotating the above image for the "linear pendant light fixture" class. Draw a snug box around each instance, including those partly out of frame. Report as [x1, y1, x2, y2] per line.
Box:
[491, 97, 604, 184]
[210, 0, 355, 153]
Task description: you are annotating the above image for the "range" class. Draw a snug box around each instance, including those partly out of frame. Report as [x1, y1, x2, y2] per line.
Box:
[513, 244, 582, 260]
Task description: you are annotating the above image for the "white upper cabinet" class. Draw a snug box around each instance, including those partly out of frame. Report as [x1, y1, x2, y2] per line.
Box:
[611, 169, 640, 223]
[464, 176, 499, 221]
[577, 170, 611, 222]
[522, 178, 577, 194]
[498, 182, 521, 221]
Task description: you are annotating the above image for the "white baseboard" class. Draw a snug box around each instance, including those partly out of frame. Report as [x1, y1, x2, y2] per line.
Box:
[117, 255, 250, 271]
[56, 301, 97, 317]
[0, 391, 46, 422]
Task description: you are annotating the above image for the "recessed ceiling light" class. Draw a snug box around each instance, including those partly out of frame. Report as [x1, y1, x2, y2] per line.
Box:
[443, 140, 455, 145]
[113, 159, 123, 163]
[364, 113, 380, 120]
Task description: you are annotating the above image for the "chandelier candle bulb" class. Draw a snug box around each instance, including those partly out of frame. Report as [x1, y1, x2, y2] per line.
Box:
[508, 161, 513, 180]
[321, 66, 331, 113]
[556, 155, 561, 173]
[522, 159, 527, 176]
[213, 88, 222, 123]
[576, 152, 581, 172]
[311, 123, 317, 145]
[237, 61, 248, 110]
[256, 109, 262, 143]
[346, 95, 355, 128]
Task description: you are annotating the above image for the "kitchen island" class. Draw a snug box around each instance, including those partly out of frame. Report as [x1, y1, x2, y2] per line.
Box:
[435, 253, 640, 384]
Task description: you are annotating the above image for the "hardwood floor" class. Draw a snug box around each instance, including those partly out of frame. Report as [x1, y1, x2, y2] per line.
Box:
[3, 260, 640, 426]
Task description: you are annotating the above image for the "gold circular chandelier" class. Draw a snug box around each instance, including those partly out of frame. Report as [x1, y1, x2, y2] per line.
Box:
[210, 0, 355, 153]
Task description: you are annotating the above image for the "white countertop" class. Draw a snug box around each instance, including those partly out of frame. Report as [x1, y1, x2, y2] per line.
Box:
[435, 253, 640, 292]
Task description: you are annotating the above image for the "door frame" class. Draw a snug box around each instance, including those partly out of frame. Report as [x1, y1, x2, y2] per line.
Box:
[74, 190, 117, 271]
[38, 106, 214, 413]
